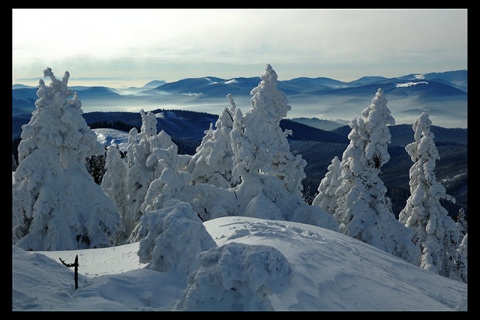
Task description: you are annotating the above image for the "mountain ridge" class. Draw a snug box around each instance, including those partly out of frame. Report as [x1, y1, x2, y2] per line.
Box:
[12, 70, 468, 129]
[11, 108, 467, 146]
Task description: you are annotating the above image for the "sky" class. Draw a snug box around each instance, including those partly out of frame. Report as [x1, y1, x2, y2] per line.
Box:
[12, 215, 468, 312]
[12, 8, 468, 88]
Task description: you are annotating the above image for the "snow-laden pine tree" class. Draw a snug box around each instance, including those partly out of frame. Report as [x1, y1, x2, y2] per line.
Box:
[144, 134, 236, 226]
[139, 129, 194, 215]
[333, 88, 419, 263]
[177, 93, 241, 221]
[125, 107, 238, 236]
[186, 94, 238, 188]
[12, 68, 120, 250]
[230, 64, 337, 230]
[398, 111, 466, 282]
[312, 156, 342, 214]
[101, 145, 129, 243]
[122, 110, 173, 239]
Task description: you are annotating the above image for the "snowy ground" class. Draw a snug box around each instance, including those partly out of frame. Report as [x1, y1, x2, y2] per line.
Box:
[12, 216, 468, 311]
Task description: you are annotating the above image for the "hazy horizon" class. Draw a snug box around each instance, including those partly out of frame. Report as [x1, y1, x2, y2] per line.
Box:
[12, 71, 468, 129]
[44, 93, 467, 129]
[12, 67, 468, 89]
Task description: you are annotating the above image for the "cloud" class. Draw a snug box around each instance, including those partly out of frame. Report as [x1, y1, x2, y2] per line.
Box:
[13, 9, 467, 84]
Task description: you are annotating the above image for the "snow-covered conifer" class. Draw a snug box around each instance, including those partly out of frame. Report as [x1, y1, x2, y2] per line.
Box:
[123, 110, 174, 239]
[334, 89, 419, 263]
[128, 108, 239, 236]
[230, 64, 306, 218]
[139, 130, 194, 214]
[186, 94, 238, 188]
[312, 156, 342, 214]
[229, 64, 336, 230]
[399, 111, 466, 281]
[138, 125, 238, 224]
[230, 103, 246, 182]
[101, 145, 129, 243]
[247, 64, 307, 197]
[12, 68, 120, 250]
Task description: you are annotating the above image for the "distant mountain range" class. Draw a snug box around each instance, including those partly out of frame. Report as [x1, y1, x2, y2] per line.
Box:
[11, 108, 467, 147]
[138, 70, 467, 97]
[12, 70, 468, 129]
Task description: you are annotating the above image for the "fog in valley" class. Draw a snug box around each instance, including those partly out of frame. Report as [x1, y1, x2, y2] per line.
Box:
[78, 93, 467, 129]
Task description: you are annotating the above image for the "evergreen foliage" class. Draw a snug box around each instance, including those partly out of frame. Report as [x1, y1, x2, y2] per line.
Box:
[86, 148, 107, 184]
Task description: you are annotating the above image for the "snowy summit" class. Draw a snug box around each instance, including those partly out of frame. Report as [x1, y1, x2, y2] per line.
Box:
[12, 214, 467, 311]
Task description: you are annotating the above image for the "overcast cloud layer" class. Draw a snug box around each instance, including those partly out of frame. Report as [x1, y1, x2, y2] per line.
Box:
[12, 9, 467, 87]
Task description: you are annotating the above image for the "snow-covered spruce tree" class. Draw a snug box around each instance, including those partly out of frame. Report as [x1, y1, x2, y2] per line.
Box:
[101, 145, 129, 243]
[312, 156, 342, 214]
[122, 110, 173, 240]
[333, 88, 419, 264]
[138, 129, 194, 215]
[398, 111, 466, 282]
[142, 127, 237, 224]
[179, 94, 240, 221]
[126, 107, 237, 234]
[230, 64, 337, 230]
[12, 68, 120, 250]
[127, 126, 198, 242]
[186, 93, 238, 189]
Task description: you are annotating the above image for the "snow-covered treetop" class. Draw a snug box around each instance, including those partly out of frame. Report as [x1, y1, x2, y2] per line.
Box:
[19, 67, 103, 168]
[139, 109, 158, 139]
[404, 111, 454, 204]
[407, 111, 439, 161]
[227, 93, 237, 112]
[361, 88, 395, 169]
[40, 67, 71, 99]
[250, 64, 291, 122]
[362, 88, 394, 124]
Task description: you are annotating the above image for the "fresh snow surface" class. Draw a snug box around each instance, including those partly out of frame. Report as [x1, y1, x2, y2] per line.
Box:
[12, 216, 467, 311]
